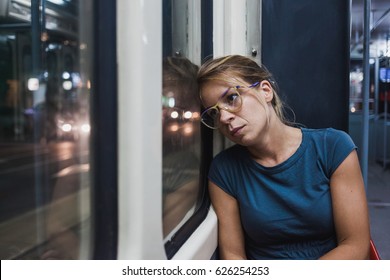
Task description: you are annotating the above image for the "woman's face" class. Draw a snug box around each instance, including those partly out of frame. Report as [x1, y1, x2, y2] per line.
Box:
[200, 79, 274, 146]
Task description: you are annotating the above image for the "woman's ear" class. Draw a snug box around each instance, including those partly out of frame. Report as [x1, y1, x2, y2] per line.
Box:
[259, 80, 274, 102]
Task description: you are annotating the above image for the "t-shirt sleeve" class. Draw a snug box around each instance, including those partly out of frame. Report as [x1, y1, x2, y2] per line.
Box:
[208, 150, 237, 198]
[325, 128, 357, 176]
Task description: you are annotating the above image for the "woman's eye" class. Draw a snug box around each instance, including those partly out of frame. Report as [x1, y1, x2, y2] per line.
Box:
[225, 93, 239, 104]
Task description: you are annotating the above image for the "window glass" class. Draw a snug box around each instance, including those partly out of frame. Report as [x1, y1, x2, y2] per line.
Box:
[349, 58, 376, 114]
[162, 57, 201, 238]
[162, 0, 202, 241]
[0, 0, 93, 259]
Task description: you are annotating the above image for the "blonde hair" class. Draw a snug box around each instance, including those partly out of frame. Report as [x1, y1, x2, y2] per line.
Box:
[197, 55, 289, 124]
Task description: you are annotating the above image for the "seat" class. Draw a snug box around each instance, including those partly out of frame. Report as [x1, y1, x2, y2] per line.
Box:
[370, 239, 381, 260]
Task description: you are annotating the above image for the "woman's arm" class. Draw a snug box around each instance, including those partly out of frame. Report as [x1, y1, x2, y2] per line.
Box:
[319, 150, 370, 259]
[209, 180, 247, 260]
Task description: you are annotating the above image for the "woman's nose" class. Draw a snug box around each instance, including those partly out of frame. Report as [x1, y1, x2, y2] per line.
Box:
[219, 109, 235, 124]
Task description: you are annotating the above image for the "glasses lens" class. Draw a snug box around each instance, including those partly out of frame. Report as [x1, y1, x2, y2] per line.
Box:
[201, 107, 219, 129]
[220, 88, 242, 112]
[200, 88, 244, 129]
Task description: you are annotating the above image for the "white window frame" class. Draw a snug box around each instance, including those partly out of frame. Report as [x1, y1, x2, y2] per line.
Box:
[117, 0, 166, 259]
[213, 0, 261, 64]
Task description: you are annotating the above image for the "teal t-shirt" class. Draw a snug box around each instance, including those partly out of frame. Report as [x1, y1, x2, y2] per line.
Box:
[209, 128, 357, 259]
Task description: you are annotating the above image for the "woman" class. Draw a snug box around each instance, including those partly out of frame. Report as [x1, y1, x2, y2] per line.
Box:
[198, 55, 370, 260]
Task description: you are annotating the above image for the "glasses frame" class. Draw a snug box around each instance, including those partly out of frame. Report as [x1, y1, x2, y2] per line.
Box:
[200, 81, 260, 129]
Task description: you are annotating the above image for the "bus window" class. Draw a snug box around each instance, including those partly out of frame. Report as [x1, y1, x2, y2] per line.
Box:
[162, 0, 204, 246]
[162, 57, 201, 238]
[0, 0, 93, 260]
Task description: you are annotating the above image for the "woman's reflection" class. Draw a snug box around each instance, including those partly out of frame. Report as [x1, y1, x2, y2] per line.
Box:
[162, 57, 201, 237]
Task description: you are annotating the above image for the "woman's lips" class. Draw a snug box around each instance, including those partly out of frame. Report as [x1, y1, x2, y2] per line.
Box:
[230, 125, 244, 136]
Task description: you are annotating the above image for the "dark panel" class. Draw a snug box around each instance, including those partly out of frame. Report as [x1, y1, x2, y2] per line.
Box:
[162, 0, 172, 57]
[92, 0, 118, 259]
[201, 0, 213, 61]
[262, 0, 350, 131]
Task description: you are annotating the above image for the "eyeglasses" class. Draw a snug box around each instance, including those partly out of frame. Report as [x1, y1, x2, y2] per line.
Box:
[201, 81, 260, 129]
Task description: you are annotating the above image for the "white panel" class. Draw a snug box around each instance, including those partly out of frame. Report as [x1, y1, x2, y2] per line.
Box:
[246, 0, 262, 64]
[171, 207, 218, 260]
[213, 0, 261, 62]
[172, 0, 188, 57]
[213, 0, 247, 57]
[228, 0, 247, 54]
[171, 0, 201, 64]
[213, 0, 226, 56]
[117, 0, 166, 259]
[188, 0, 202, 65]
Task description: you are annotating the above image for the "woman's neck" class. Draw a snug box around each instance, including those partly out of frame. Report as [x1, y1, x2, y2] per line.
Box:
[247, 122, 302, 167]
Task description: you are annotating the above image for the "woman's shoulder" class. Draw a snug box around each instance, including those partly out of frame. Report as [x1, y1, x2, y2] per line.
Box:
[300, 127, 356, 155]
[301, 127, 353, 143]
[300, 127, 356, 176]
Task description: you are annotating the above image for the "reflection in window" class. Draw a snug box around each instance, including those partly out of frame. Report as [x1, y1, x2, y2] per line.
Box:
[0, 0, 93, 259]
[162, 57, 201, 239]
[349, 58, 375, 114]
